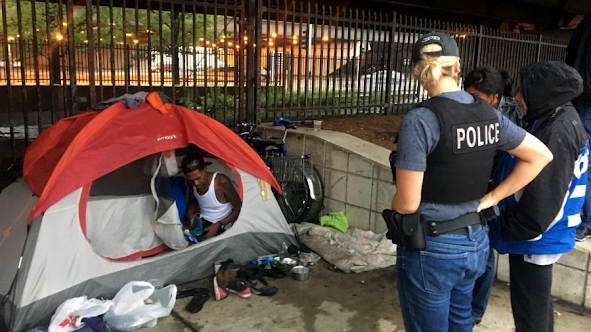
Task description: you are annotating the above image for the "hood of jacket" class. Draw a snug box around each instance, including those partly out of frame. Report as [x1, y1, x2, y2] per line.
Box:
[520, 61, 583, 121]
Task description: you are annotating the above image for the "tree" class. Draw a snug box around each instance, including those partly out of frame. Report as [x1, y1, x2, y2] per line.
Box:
[0, 0, 228, 49]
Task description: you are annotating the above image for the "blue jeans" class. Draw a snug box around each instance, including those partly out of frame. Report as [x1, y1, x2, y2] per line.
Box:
[577, 101, 591, 228]
[471, 242, 495, 321]
[396, 225, 489, 332]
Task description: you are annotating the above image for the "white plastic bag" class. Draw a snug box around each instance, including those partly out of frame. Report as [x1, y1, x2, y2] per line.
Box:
[48, 297, 113, 332]
[103, 281, 177, 331]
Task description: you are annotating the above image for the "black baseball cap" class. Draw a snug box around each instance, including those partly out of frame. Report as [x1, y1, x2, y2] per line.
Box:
[181, 153, 213, 173]
[412, 32, 459, 63]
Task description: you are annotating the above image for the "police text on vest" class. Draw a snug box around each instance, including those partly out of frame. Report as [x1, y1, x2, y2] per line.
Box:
[453, 121, 499, 153]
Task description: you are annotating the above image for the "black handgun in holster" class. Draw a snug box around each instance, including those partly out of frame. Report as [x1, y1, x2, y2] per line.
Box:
[382, 210, 426, 250]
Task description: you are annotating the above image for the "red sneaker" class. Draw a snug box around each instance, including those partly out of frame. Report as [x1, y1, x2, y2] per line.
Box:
[226, 278, 251, 299]
[213, 277, 228, 301]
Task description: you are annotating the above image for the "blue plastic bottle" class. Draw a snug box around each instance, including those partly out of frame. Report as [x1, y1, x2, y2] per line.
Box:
[192, 213, 204, 237]
[184, 229, 198, 244]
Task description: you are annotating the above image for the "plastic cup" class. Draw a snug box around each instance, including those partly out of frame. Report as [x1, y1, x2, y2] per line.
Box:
[313, 120, 322, 131]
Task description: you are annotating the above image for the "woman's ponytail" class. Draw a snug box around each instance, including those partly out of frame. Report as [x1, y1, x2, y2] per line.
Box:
[412, 44, 458, 92]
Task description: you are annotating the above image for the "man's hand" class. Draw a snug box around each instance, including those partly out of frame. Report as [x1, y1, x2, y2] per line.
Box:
[202, 222, 221, 240]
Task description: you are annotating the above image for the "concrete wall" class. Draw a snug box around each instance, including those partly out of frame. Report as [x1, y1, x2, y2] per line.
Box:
[262, 125, 395, 234]
[262, 124, 591, 310]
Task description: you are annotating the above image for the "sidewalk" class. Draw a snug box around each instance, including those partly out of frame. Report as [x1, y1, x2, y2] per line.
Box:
[146, 261, 591, 332]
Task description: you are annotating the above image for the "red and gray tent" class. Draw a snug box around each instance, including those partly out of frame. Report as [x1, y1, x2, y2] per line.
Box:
[0, 92, 294, 331]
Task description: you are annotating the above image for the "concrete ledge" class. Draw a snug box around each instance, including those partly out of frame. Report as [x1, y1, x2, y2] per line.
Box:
[261, 123, 591, 310]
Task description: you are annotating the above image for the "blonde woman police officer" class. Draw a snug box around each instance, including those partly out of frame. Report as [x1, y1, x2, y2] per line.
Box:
[390, 32, 552, 332]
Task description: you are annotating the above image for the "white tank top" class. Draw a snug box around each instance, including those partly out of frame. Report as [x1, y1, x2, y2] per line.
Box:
[193, 173, 233, 223]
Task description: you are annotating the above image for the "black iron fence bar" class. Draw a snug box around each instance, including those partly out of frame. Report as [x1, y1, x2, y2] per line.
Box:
[16, 0, 29, 144]
[30, 0, 43, 135]
[44, 0, 55, 124]
[85, 0, 96, 106]
[223, 0, 229, 124]
[284, 0, 291, 116]
[121, 0, 129, 93]
[135, 0, 141, 92]
[331, 6, 340, 115]
[96, 0, 103, 101]
[319, 4, 326, 114]
[353, 9, 360, 115]
[310, 3, 318, 115]
[1, 0, 15, 161]
[109, 0, 116, 97]
[254, 0, 262, 124]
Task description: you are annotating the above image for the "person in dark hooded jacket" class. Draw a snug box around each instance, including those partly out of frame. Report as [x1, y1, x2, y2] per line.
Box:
[489, 61, 589, 332]
[566, 13, 591, 241]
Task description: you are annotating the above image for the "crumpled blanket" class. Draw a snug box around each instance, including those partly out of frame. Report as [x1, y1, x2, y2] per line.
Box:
[294, 222, 397, 273]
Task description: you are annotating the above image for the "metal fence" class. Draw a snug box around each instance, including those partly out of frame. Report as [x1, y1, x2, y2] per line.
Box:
[0, 0, 569, 175]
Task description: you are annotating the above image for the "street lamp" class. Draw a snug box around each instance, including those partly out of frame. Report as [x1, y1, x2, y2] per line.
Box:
[55, 34, 64, 41]
[133, 39, 139, 44]
[271, 32, 277, 38]
[7, 36, 15, 41]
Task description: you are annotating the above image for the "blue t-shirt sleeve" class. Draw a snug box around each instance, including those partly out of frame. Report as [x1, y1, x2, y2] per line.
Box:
[496, 111, 526, 151]
[394, 107, 440, 172]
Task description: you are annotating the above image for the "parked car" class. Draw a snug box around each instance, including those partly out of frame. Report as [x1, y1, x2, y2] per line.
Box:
[151, 47, 225, 73]
[363, 70, 426, 97]
[0, 59, 21, 68]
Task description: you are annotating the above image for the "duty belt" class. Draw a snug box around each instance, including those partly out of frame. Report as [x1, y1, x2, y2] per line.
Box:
[425, 212, 482, 236]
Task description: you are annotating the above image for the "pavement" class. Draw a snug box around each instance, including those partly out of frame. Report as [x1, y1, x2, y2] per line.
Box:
[145, 261, 591, 332]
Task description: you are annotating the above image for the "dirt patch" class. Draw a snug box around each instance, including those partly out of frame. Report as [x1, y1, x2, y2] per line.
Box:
[304, 115, 404, 150]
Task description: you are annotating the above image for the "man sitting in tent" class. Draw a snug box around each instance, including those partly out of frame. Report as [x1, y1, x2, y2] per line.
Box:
[182, 154, 242, 240]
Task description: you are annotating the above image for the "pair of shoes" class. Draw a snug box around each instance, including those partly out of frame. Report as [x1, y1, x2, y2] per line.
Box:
[576, 225, 591, 242]
[213, 276, 251, 300]
[472, 318, 482, 327]
[238, 264, 278, 297]
[185, 290, 210, 313]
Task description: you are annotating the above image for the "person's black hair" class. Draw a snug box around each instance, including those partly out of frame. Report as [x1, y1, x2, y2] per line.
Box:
[464, 66, 516, 98]
[181, 153, 211, 173]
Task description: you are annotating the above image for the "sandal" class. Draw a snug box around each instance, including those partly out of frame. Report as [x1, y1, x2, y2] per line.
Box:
[185, 291, 210, 313]
[177, 287, 209, 299]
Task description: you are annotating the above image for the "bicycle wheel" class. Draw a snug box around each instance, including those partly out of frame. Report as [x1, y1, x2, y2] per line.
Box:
[274, 177, 310, 223]
[300, 166, 324, 222]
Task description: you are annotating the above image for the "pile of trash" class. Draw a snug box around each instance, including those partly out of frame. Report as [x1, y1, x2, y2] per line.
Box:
[294, 222, 397, 273]
[47, 282, 176, 332]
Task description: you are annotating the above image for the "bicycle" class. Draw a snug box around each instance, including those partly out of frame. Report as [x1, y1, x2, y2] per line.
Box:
[238, 120, 324, 223]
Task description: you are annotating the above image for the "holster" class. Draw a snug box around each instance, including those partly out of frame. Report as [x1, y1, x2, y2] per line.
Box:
[382, 210, 426, 250]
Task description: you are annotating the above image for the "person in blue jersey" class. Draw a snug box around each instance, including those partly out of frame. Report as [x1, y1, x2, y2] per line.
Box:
[464, 66, 524, 326]
[489, 61, 588, 332]
[566, 13, 591, 242]
[390, 32, 553, 332]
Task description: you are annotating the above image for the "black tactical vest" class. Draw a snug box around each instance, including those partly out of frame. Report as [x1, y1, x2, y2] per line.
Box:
[420, 96, 499, 204]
